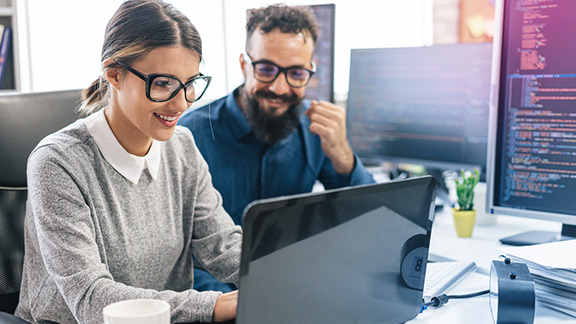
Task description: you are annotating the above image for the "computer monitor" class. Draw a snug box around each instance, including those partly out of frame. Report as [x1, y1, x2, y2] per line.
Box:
[346, 43, 492, 202]
[305, 4, 335, 103]
[486, 0, 576, 245]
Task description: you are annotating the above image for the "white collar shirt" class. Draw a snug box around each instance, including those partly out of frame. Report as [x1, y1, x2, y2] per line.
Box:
[84, 109, 161, 184]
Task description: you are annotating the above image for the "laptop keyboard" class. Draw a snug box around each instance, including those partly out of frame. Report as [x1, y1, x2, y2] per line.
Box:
[423, 261, 476, 297]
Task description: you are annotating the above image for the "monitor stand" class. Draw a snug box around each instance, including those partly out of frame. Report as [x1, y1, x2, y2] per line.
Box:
[500, 224, 576, 246]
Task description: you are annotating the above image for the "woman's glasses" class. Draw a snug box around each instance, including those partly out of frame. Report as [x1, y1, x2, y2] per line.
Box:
[116, 61, 211, 103]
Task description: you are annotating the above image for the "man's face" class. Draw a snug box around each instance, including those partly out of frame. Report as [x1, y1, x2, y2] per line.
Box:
[239, 28, 315, 144]
[241, 28, 315, 117]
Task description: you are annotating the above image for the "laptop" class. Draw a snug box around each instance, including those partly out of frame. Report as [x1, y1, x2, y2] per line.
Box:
[235, 176, 438, 324]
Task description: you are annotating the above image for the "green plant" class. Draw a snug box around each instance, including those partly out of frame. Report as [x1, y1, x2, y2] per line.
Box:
[455, 168, 480, 211]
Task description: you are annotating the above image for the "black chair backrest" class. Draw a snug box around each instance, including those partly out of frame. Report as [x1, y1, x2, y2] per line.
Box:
[0, 189, 27, 314]
[0, 89, 83, 187]
[0, 89, 82, 314]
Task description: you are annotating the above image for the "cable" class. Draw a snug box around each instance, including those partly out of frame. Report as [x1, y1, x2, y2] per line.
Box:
[420, 256, 511, 312]
[421, 289, 490, 311]
[448, 289, 490, 299]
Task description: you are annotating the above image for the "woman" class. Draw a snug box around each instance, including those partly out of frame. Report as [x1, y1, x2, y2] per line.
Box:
[15, 1, 241, 323]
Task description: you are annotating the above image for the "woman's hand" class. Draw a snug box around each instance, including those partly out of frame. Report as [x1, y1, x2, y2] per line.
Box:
[213, 290, 238, 322]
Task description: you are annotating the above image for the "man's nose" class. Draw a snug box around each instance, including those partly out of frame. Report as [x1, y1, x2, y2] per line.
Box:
[268, 72, 292, 95]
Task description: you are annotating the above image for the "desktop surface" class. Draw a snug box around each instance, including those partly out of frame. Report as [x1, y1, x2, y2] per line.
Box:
[410, 208, 574, 323]
[354, 166, 575, 322]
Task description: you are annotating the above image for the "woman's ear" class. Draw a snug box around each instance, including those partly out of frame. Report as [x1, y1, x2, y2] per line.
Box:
[104, 59, 122, 90]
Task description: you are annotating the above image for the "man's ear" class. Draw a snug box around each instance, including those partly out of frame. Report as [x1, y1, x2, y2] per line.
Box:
[104, 59, 122, 90]
[239, 53, 247, 78]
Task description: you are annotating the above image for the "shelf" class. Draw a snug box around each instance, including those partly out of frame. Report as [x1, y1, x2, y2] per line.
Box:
[0, 2, 17, 91]
[0, 7, 14, 16]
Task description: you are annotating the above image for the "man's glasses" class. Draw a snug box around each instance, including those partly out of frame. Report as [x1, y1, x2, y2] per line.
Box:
[244, 53, 315, 88]
[116, 60, 211, 103]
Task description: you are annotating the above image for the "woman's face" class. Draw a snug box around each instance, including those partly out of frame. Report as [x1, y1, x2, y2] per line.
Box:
[105, 46, 201, 156]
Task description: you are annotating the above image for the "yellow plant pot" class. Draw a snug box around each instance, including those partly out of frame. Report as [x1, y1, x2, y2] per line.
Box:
[452, 208, 476, 238]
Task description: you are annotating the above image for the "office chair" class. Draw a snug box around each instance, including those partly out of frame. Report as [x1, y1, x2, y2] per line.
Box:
[0, 89, 83, 323]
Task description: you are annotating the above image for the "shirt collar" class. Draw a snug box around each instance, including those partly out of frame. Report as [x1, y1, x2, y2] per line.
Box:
[84, 109, 161, 184]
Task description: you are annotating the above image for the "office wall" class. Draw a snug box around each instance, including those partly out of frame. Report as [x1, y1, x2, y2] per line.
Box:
[433, 0, 460, 44]
[22, 0, 432, 103]
[24, 0, 226, 107]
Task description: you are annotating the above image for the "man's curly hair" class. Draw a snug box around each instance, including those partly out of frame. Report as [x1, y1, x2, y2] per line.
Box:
[246, 4, 319, 49]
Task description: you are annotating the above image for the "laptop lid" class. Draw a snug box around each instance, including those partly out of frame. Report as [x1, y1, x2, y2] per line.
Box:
[236, 176, 437, 324]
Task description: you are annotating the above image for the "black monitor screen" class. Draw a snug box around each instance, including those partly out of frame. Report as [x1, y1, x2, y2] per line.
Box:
[346, 43, 492, 171]
[490, 0, 576, 222]
[305, 4, 335, 103]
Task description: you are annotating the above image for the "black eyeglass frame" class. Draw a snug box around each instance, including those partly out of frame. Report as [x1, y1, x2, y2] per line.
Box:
[115, 60, 212, 103]
[243, 53, 316, 88]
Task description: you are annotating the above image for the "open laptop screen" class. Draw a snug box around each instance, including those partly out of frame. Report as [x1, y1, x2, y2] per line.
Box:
[236, 176, 437, 323]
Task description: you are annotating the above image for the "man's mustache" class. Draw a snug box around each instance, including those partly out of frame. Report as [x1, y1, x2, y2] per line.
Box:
[254, 90, 299, 104]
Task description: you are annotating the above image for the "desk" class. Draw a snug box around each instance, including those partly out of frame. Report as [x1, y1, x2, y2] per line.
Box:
[408, 208, 574, 323]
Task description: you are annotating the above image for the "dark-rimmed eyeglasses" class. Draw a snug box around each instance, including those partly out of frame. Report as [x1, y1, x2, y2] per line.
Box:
[243, 53, 316, 88]
[116, 60, 211, 103]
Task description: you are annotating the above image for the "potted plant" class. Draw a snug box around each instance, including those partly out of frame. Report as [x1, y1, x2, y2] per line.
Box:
[452, 168, 480, 237]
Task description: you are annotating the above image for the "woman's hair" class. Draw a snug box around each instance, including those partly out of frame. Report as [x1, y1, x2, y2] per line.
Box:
[79, 0, 202, 115]
[245, 4, 319, 52]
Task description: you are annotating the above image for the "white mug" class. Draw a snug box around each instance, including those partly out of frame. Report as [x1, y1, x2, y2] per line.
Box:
[103, 299, 170, 324]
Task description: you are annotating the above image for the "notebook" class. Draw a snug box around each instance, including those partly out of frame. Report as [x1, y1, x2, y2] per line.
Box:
[235, 176, 438, 324]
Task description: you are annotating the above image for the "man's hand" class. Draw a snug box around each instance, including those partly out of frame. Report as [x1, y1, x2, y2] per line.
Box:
[213, 290, 238, 322]
[305, 100, 355, 174]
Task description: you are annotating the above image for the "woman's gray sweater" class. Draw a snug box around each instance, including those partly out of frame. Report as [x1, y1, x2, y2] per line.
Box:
[15, 119, 242, 324]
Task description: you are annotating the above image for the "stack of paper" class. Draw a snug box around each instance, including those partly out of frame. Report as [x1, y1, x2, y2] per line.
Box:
[500, 239, 576, 317]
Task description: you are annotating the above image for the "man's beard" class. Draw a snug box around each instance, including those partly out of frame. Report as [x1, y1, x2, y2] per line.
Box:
[240, 87, 303, 145]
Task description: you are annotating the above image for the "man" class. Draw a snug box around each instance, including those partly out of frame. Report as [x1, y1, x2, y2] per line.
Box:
[178, 4, 375, 292]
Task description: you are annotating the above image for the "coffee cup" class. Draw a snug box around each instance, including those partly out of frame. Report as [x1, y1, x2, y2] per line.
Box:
[103, 299, 170, 324]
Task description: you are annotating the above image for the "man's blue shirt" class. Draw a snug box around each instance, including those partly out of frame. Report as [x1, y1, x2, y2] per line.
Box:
[179, 87, 376, 225]
[178, 87, 375, 291]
